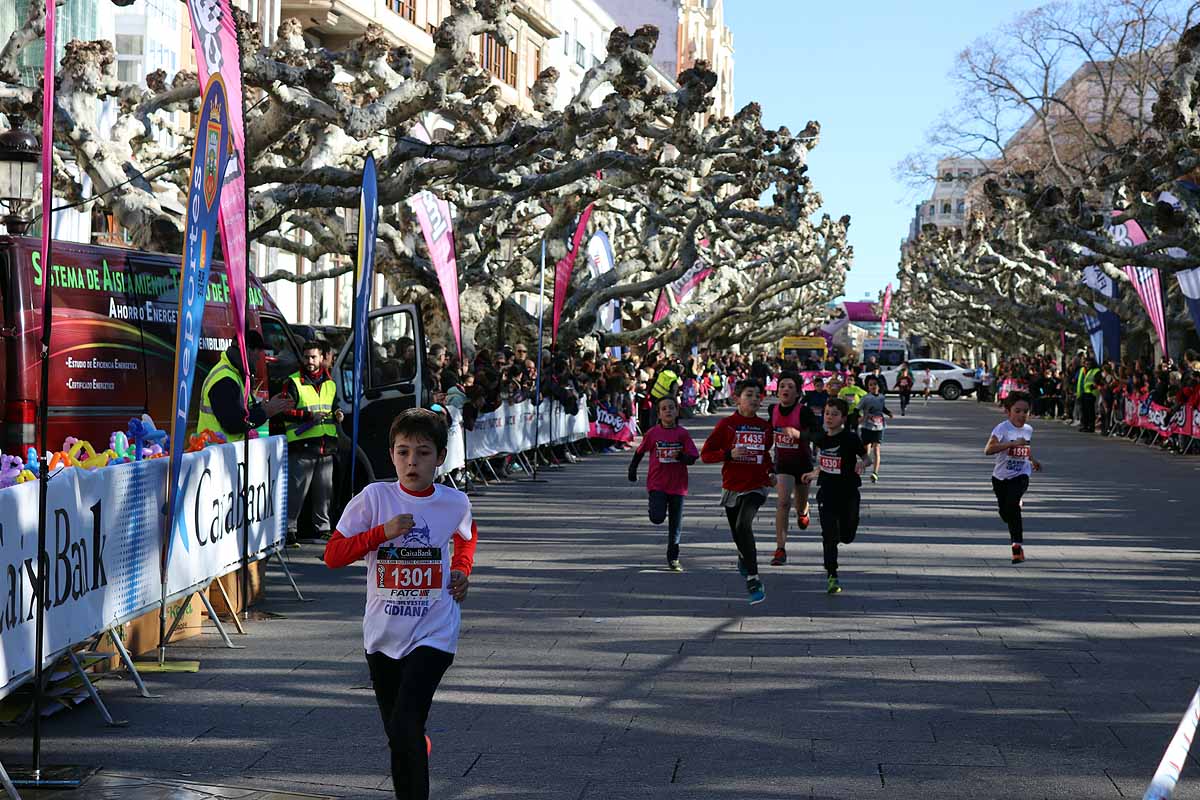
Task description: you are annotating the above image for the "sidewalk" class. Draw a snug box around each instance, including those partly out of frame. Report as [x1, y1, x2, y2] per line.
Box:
[4, 401, 1200, 798]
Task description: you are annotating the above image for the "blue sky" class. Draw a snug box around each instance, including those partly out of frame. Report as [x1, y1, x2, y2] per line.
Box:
[725, 1, 1046, 302]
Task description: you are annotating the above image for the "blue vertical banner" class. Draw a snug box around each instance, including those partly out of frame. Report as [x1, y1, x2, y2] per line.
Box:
[163, 76, 230, 573]
[350, 153, 378, 491]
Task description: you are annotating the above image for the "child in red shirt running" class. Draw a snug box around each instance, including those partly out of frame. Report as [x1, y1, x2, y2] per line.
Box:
[628, 396, 700, 571]
[323, 409, 477, 800]
[701, 378, 775, 605]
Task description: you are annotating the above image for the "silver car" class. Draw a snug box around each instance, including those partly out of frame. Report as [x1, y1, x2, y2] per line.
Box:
[860, 358, 979, 401]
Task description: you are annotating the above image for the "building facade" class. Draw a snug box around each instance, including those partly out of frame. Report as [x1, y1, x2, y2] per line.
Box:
[544, 0, 676, 109]
[598, 0, 733, 122]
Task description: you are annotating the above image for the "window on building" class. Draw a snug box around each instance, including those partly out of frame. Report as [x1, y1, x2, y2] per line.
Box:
[942, 202, 952, 214]
[478, 33, 518, 87]
[386, 0, 417, 22]
[563, 32, 570, 56]
[527, 45, 542, 96]
[956, 199, 965, 213]
[942, 171, 953, 181]
[576, 41, 587, 68]
[115, 33, 144, 84]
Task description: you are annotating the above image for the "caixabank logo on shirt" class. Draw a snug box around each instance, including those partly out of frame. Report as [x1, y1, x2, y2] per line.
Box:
[377, 519, 442, 613]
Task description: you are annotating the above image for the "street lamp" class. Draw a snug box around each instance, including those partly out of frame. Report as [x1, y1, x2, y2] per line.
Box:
[0, 127, 41, 235]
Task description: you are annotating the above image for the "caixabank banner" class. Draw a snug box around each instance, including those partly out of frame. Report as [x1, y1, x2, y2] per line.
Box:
[0, 437, 286, 697]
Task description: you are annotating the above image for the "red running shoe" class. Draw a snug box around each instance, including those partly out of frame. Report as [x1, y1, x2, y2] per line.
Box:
[1011, 544, 1025, 564]
[770, 548, 787, 566]
[799, 512, 810, 530]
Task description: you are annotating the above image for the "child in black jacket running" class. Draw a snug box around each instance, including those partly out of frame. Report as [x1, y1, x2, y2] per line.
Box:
[802, 397, 868, 594]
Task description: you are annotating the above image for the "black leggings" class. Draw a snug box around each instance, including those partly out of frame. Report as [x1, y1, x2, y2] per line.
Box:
[818, 487, 860, 575]
[899, 390, 911, 413]
[725, 492, 765, 576]
[367, 646, 455, 800]
[991, 475, 1029, 544]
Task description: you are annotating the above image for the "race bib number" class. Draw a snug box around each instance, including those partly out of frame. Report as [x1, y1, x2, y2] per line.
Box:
[376, 546, 443, 599]
[866, 414, 885, 430]
[734, 429, 766, 463]
[655, 442, 682, 464]
[1008, 444, 1030, 459]
[818, 452, 841, 473]
[774, 428, 798, 450]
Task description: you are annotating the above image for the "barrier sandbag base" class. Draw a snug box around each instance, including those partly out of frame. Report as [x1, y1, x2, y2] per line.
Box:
[8, 763, 89, 791]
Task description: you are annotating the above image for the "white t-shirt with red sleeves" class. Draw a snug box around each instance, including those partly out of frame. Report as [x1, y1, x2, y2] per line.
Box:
[334, 482, 473, 659]
[991, 420, 1034, 480]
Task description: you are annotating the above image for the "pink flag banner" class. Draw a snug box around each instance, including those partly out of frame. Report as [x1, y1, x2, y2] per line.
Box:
[552, 204, 595, 343]
[1109, 214, 1168, 357]
[39, 0, 55, 313]
[877, 283, 893, 351]
[187, 0, 250, 383]
[588, 402, 635, 442]
[646, 288, 671, 351]
[671, 260, 713, 303]
[409, 191, 462, 359]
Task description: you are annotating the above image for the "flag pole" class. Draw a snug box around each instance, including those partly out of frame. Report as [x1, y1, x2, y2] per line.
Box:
[532, 239, 547, 482]
[12, 0, 85, 787]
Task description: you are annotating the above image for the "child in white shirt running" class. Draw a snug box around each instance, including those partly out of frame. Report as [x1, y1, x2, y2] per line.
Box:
[984, 391, 1042, 563]
[324, 408, 477, 799]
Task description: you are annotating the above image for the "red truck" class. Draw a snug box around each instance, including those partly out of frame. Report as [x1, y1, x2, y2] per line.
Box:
[1, 236, 424, 498]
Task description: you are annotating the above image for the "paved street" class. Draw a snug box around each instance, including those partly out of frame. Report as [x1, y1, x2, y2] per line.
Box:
[5, 398, 1200, 799]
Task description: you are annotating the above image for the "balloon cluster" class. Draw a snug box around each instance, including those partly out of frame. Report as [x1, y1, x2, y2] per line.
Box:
[0, 454, 36, 487]
[186, 429, 227, 452]
[0, 415, 174, 489]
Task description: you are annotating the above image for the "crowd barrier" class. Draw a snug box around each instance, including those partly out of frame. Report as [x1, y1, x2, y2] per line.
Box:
[1114, 394, 1200, 453]
[0, 436, 287, 700]
[437, 398, 592, 478]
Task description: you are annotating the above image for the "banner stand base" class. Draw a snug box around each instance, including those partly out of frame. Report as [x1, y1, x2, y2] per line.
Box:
[269, 550, 311, 603]
[209, 579, 248, 635]
[9, 764, 89, 790]
[66, 650, 127, 727]
[196, 591, 244, 650]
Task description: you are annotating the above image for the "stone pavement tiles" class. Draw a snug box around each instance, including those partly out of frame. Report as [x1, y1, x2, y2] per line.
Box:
[2, 399, 1200, 798]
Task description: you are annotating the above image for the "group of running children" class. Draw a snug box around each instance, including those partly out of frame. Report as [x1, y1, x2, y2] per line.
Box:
[629, 372, 1044, 604]
[316, 376, 1043, 799]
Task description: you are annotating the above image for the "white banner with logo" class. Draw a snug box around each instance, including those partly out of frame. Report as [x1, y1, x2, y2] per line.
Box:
[164, 436, 287, 600]
[0, 436, 286, 697]
[461, 399, 589, 461]
[438, 405, 467, 476]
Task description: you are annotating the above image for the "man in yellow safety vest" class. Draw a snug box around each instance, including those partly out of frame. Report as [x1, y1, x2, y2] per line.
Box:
[197, 329, 294, 443]
[283, 340, 344, 545]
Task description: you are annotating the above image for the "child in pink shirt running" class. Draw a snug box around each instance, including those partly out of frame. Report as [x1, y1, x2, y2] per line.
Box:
[628, 396, 699, 571]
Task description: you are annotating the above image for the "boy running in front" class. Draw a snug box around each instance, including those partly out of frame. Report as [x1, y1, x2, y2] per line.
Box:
[769, 371, 820, 565]
[628, 396, 699, 571]
[701, 378, 775, 605]
[984, 391, 1042, 563]
[858, 376, 894, 483]
[802, 397, 868, 594]
[324, 409, 477, 800]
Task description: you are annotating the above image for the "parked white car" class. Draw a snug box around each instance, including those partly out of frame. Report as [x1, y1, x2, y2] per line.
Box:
[859, 358, 979, 401]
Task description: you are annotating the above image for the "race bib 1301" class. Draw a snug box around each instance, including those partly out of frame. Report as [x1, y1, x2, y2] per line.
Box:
[376, 546, 443, 599]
